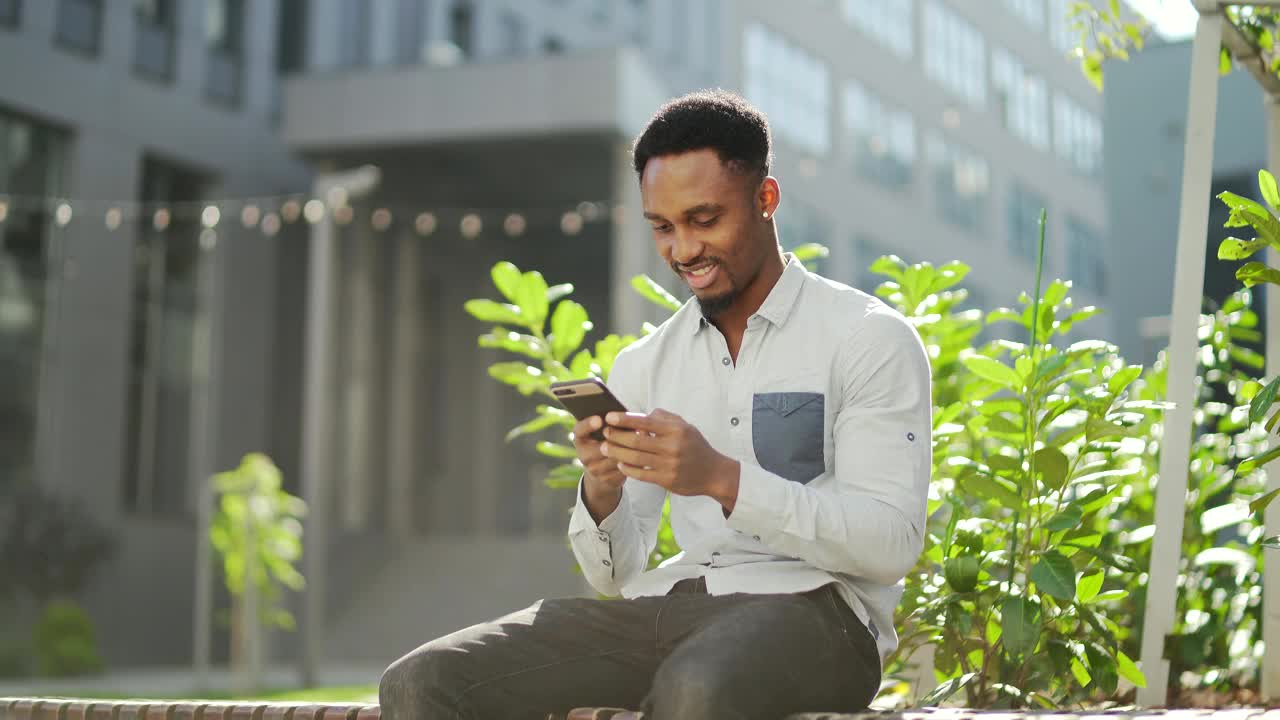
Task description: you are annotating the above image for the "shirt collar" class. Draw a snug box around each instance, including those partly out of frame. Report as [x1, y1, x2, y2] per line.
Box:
[692, 253, 807, 334]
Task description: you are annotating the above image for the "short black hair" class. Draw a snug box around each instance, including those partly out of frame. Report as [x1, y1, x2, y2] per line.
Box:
[632, 89, 773, 180]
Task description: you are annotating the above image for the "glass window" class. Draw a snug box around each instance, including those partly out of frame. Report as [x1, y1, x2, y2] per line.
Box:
[0, 108, 67, 492]
[1053, 93, 1102, 176]
[134, 0, 177, 82]
[1008, 181, 1047, 262]
[840, 0, 913, 58]
[775, 201, 831, 274]
[338, 0, 372, 67]
[123, 157, 213, 515]
[923, 1, 986, 108]
[926, 131, 990, 232]
[842, 79, 916, 190]
[206, 0, 245, 106]
[394, 0, 426, 65]
[55, 0, 103, 56]
[277, 0, 310, 72]
[744, 23, 831, 156]
[1065, 216, 1105, 294]
[1, 0, 21, 28]
[498, 11, 526, 57]
[991, 46, 1049, 150]
[450, 1, 474, 59]
[1046, 0, 1078, 54]
[1002, 0, 1045, 30]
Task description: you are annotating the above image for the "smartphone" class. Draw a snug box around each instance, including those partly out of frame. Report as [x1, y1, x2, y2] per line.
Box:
[550, 378, 628, 441]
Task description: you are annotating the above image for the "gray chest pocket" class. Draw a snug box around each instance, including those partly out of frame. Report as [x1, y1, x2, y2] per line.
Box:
[752, 392, 826, 484]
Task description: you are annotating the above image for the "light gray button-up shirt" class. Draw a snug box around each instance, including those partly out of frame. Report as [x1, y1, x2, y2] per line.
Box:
[567, 255, 932, 662]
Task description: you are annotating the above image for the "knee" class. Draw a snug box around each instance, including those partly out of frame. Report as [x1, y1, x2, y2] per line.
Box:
[648, 658, 735, 719]
[379, 643, 464, 720]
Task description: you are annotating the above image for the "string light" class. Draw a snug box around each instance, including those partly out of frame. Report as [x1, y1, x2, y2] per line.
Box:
[201, 205, 221, 228]
[560, 211, 583, 236]
[153, 209, 171, 231]
[371, 208, 392, 231]
[460, 213, 482, 238]
[281, 199, 302, 223]
[55, 203, 72, 226]
[0, 200, 9, 224]
[612, 204, 627, 226]
[503, 213, 526, 237]
[333, 204, 354, 225]
[261, 212, 282, 237]
[241, 205, 261, 228]
[577, 201, 600, 221]
[303, 200, 325, 224]
[105, 207, 122, 230]
[414, 212, 437, 236]
[326, 186, 348, 208]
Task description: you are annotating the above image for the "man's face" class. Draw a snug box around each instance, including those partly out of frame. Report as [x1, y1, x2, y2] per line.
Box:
[640, 149, 765, 319]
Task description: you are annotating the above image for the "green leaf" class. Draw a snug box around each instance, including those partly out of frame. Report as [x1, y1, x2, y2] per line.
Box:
[1236, 261, 1280, 288]
[1034, 446, 1070, 490]
[1000, 596, 1041, 657]
[630, 274, 682, 312]
[944, 555, 980, 593]
[963, 472, 1025, 510]
[1250, 487, 1280, 515]
[1070, 656, 1092, 687]
[1220, 47, 1233, 75]
[464, 299, 525, 327]
[915, 672, 978, 708]
[1264, 535, 1280, 549]
[1030, 550, 1076, 601]
[516, 271, 551, 330]
[962, 354, 1023, 390]
[1250, 375, 1280, 424]
[1088, 589, 1129, 604]
[1219, 237, 1270, 260]
[490, 261, 524, 302]
[1239, 444, 1280, 475]
[791, 242, 830, 263]
[1261, 169, 1280, 209]
[549, 300, 592, 362]
[1065, 544, 1137, 572]
[478, 328, 546, 359]
[546, 283, 574, 304]
[1116, 650, 1146, 688]
[1085, 642, 1119, 695]
[1107, 365, 1143, 395]
[487, 362, 546, 394]
[1045, 506, 1083, 531]
[505, 411, 572, 443]
[1076, 569, 1104, 603]
[535, 441, 579, 459]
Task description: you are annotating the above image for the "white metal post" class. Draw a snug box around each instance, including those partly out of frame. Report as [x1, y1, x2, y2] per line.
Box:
[387, 228, 422, 539]
[191, 227, 223, 688]
[1263, 92, 1280, 702]
[299, 166, 380, 686]
[1137, 7, 1224, 707]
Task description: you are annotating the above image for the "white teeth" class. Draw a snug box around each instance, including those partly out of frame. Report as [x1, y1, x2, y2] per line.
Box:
[689, 266, 713, 277]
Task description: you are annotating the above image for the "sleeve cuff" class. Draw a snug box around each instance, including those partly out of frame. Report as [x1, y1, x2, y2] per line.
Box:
[568, 476, 633, 536]
[726, 463, 794, 539]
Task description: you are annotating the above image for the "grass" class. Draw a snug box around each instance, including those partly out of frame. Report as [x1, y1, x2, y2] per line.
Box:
[23, 685, 379, 703]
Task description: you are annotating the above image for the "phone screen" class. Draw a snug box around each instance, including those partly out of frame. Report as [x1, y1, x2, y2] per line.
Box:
[551, 380, 628, 441]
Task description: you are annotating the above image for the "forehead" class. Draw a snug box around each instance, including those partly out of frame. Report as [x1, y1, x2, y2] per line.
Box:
[640, 149, 745, 213]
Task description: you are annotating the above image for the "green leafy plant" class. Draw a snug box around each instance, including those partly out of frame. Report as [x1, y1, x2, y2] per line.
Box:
[1064, 0, 1150, 91]
[882, 215, 1160, 707]
[209, 453, 307, 664]
[1214, 168, 1280, 539]
[31, 600, 104, 678]
[465, 244, 830, 568]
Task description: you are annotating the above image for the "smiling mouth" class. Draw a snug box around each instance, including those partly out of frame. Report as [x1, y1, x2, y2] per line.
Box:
[681, 263, 720, 290]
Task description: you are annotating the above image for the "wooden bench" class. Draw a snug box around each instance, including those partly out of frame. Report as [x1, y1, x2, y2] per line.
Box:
[3, 698, 1277, 720]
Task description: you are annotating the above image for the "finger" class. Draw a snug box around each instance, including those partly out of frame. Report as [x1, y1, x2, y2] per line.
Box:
[605, 411, 674, 434]
[602, 427, 663, 453]
[600, 441, 664, 470]
[616, 462, 667, 486]
[572, 415, 605, 443]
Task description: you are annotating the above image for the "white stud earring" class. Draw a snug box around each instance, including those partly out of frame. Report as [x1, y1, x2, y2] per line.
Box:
[762, 211, 770, 219]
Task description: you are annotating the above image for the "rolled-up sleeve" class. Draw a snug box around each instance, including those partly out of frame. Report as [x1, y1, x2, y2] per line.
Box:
[567, 349, 667, 597]
[726, 308, 932, 586]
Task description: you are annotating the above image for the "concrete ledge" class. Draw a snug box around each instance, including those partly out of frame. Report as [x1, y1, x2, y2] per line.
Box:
[3, 699, 1279, 720]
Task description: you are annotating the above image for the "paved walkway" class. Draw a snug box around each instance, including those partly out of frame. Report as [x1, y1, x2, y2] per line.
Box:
[0, 665, 382, 700]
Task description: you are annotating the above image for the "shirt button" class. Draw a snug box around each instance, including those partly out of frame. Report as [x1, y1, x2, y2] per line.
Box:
[730, 417, 739, 427]
[602, 559, 612, 567]
[722, 357, 731, 366]
[597, 531, 608, 542]
[753, 535, 761, 541]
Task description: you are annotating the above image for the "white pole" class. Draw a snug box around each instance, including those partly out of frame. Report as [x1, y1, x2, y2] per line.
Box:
[387, 229, 422, 539]
[1137, 7, 1224, 706]
[191, 227, 223, 688]
[1262, 93, 1280, 703]
[299, 166, 379, 687]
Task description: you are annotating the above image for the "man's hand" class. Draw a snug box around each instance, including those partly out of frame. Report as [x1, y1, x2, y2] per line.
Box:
[573, 415, 628, 524]
[600, 409, 741, 513]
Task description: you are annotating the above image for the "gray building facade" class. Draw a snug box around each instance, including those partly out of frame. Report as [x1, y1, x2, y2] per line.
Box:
[3, 0, 1120, 672]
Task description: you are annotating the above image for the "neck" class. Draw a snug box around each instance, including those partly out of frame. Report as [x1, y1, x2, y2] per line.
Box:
[710, 247, 787, 343]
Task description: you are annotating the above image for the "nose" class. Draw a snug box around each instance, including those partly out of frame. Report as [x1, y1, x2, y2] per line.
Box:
[669, 226, 704, 267]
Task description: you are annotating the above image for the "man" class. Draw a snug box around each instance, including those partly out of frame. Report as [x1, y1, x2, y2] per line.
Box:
[380, 90, 932, 719]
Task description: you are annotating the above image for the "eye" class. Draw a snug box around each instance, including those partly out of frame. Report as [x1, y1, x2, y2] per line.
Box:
[651, 224, 673, 234]
[693, 216, 719, 228]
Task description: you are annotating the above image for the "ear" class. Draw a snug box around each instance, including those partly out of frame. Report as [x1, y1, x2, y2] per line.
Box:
[757, 177, 781, 220]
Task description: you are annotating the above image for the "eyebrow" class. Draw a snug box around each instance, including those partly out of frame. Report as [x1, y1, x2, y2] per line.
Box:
[643, 203, 726, 221]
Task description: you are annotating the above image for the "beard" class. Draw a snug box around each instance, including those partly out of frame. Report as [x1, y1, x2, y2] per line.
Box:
[672, 258, 740, 320]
